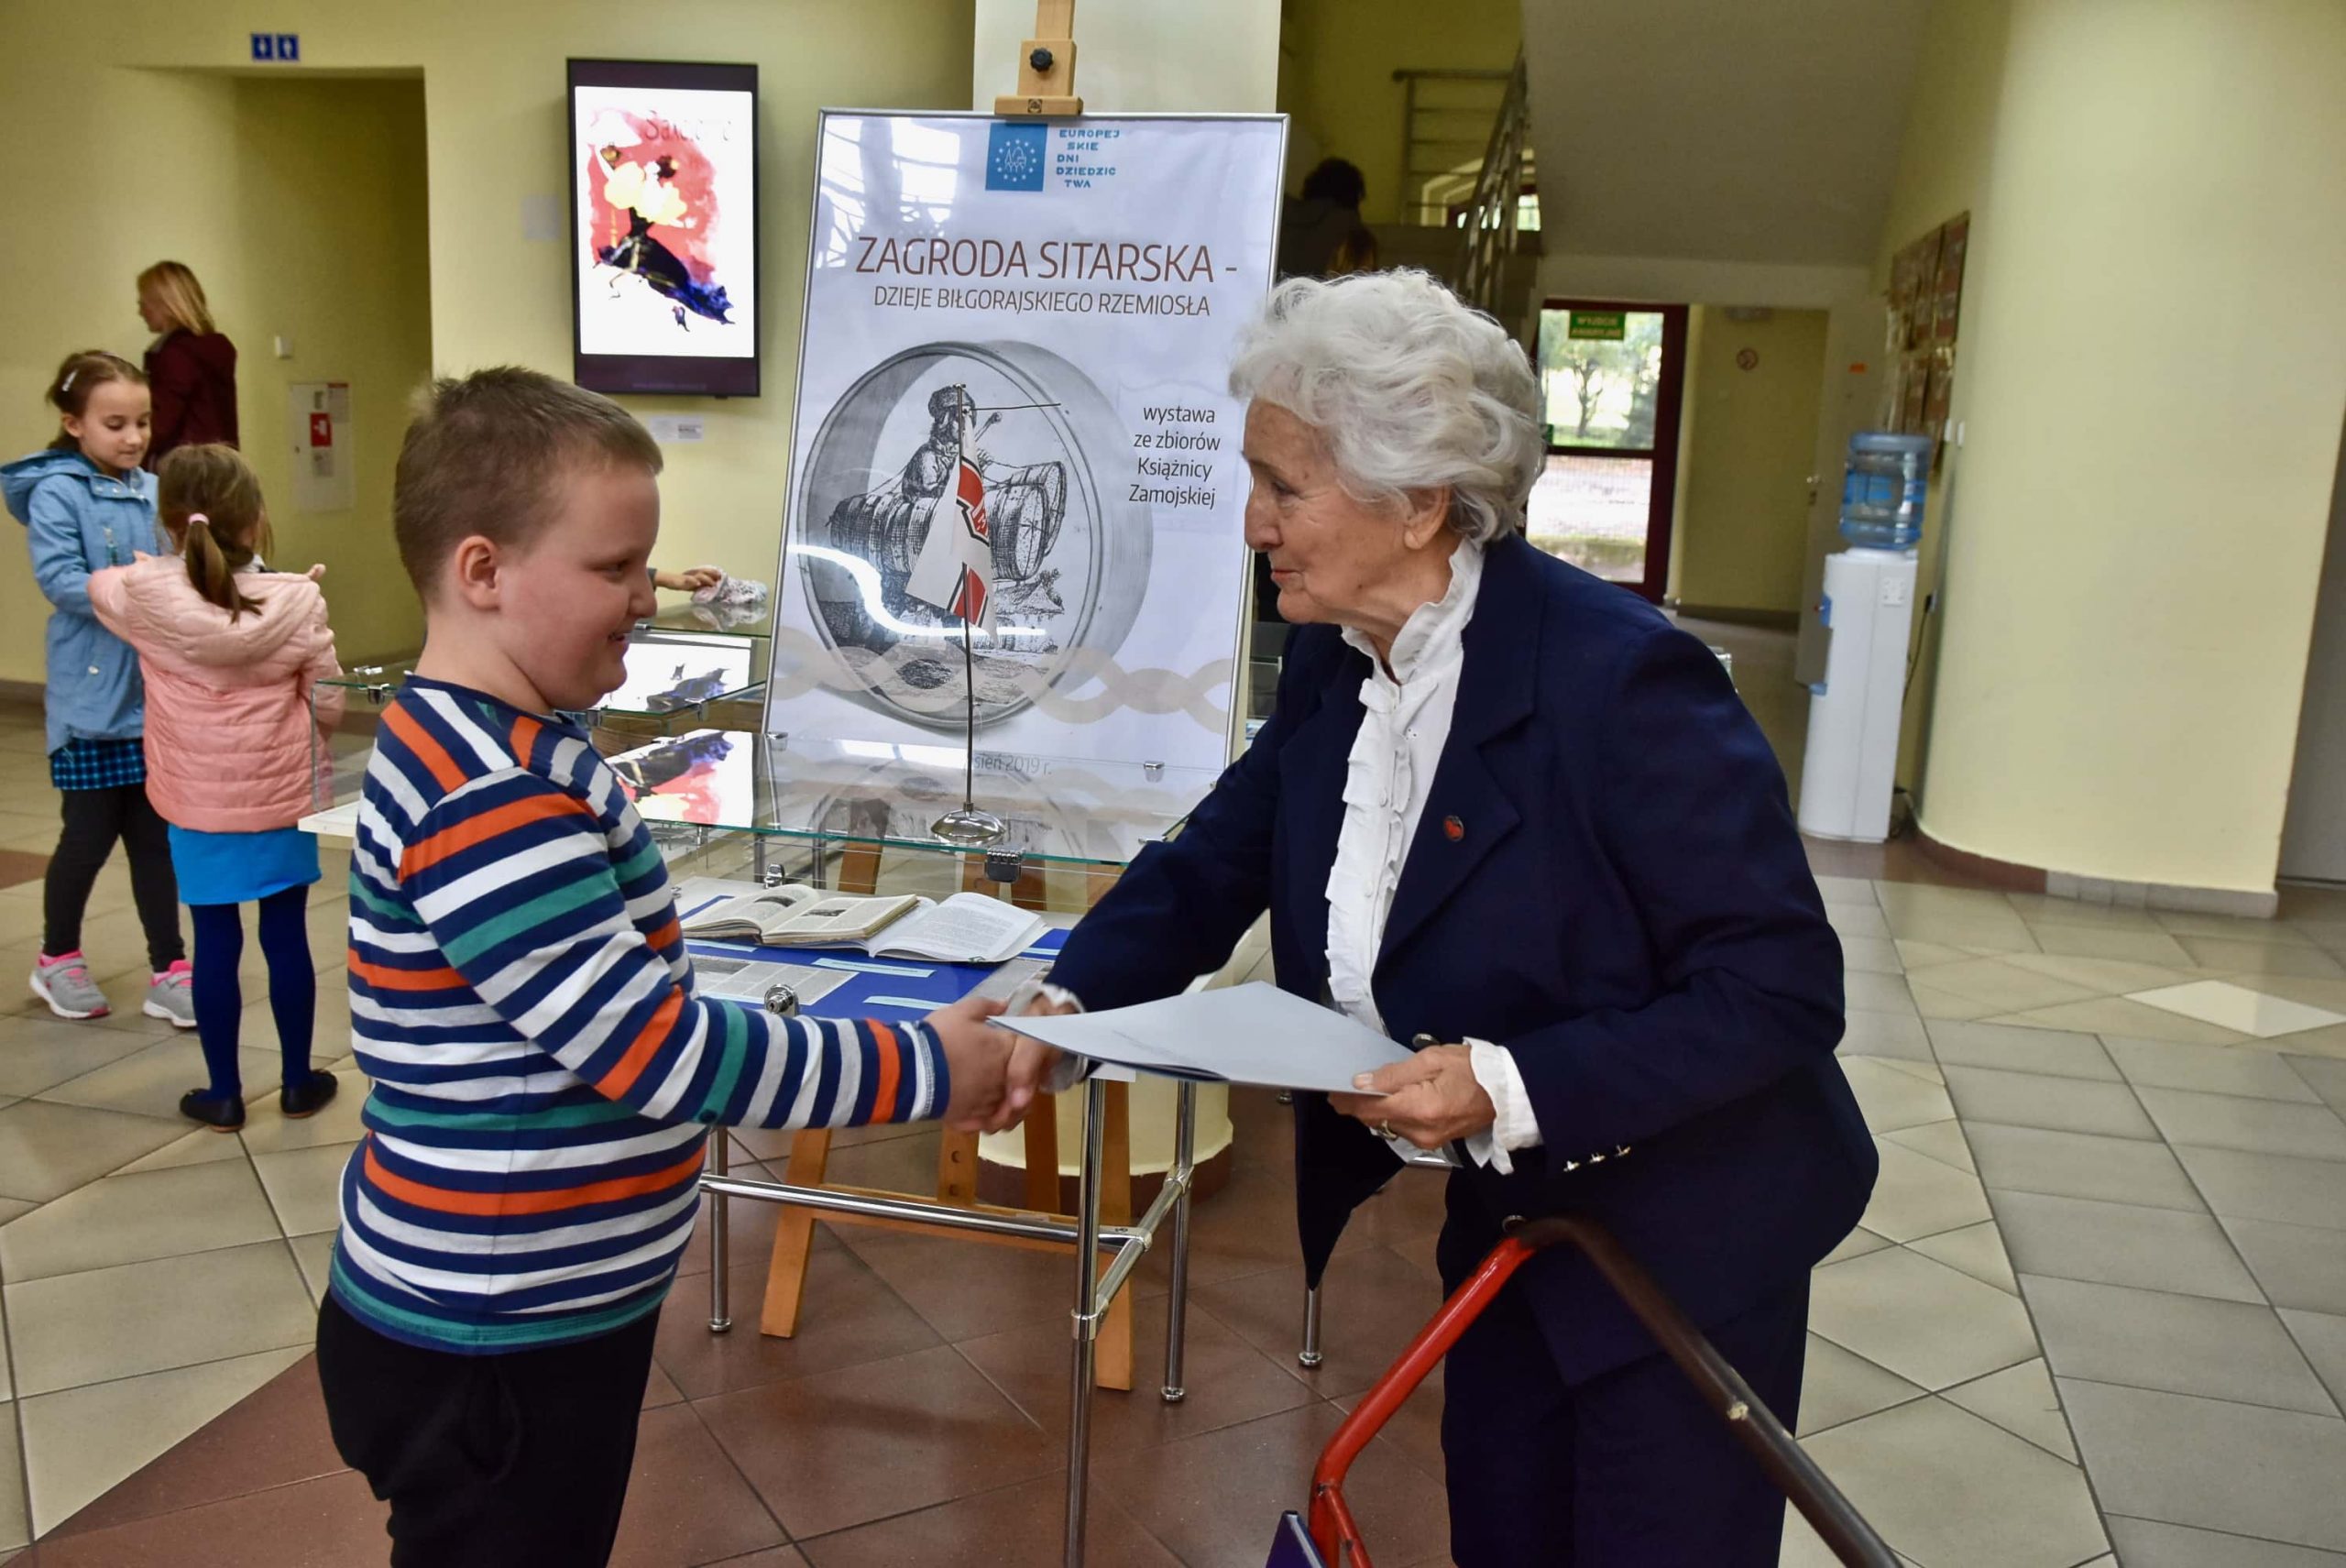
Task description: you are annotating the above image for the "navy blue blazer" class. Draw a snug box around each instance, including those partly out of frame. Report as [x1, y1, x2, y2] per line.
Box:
[1050, 536, 1876, 1379]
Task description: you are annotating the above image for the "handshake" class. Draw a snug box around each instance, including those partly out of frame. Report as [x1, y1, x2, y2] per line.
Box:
[922, 991, 1077, 1135]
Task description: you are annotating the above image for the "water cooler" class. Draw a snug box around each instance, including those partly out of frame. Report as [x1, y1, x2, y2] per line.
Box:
[1797, 433, 1933, 843]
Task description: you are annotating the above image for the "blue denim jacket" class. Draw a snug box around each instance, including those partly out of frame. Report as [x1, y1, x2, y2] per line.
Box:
[4, 448, 161, 752]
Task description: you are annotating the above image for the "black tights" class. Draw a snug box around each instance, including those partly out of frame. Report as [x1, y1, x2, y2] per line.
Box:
[43, 784, 183, 970]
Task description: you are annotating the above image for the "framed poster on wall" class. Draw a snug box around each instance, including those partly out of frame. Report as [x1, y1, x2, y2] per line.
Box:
[762, 111, 1286, 773]
[567, 58, 759, 397]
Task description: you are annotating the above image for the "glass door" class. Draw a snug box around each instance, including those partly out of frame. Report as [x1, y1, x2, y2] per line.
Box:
[1529, 302, 1688, 601]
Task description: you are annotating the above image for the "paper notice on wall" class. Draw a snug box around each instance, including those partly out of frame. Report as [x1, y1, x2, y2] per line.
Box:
[288, 382, 355, 513]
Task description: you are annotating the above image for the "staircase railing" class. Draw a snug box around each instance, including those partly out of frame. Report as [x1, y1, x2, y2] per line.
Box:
[1455, 51, 1531, 320]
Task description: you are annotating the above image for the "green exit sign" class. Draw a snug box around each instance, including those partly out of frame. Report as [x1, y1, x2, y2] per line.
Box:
[1569, 311, 1627, 341]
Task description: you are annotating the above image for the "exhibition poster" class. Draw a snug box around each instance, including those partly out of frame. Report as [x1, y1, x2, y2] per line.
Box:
[765, 112, 1286, 772]
[569, 60, 760, 394]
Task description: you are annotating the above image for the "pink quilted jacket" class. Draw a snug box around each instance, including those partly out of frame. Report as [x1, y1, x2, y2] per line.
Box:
[88, 555, 346, 832]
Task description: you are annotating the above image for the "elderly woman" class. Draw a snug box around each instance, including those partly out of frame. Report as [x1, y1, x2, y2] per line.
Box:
[1036, 270, 1873, 1566]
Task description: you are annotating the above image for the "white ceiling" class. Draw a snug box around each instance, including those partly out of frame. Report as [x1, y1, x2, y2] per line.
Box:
[1522, 0, 1932, 268]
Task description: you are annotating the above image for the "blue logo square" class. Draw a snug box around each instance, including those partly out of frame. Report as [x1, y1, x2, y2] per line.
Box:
[276, 33, 299, 60]
[250, 33, 274, 60]
[985, 122, 1047, 192]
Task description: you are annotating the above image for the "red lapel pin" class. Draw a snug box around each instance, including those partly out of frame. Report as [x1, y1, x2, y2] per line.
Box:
[1442, 815, 1464, 842]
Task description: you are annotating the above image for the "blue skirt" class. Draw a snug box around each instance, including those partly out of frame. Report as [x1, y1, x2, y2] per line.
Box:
[168, 825, 321, 906]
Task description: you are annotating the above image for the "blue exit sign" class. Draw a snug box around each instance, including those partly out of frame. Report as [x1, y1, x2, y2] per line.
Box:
[250, 32, 300, 61]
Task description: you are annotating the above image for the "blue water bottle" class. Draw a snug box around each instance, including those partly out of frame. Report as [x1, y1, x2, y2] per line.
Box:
[1838, 433, 1933, 550]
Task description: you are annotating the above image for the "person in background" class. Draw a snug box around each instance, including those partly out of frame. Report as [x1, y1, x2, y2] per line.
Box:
[89, 444, 344, 1130]
[138, 260, 239, 466]
[1277, 157, 1380, 281]
[652, 564, 720, 593]
[3, 351, 193, 1025]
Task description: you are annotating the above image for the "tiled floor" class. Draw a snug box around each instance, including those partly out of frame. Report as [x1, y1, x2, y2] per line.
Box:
[5, 686, 2346, 1565]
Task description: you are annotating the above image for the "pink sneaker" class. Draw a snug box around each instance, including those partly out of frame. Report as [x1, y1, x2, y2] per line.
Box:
[30, 951, 110, 1019]
[145, 959, 198, 1029]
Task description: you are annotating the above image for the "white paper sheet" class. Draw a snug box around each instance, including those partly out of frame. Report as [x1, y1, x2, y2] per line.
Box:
[996, 982, 1412, 1094]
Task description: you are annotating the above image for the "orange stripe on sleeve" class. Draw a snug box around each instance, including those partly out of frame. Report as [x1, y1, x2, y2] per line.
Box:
[646, 912, 683, 952]
[399, 792, 591, 879]
[867, 1021, 902, 1124]
[381, 703, 468, 792]
[364, 1141, 707, 1217]
[347, 949, 468, 991]
[597, 990, 685, 1102]
[510, 713, 543, 769]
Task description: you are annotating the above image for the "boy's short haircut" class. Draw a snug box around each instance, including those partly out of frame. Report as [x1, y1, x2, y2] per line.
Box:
[392, 367, 663, 594]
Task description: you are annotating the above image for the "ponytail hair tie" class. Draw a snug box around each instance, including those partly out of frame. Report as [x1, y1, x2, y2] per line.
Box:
[187, 512, 209, 527]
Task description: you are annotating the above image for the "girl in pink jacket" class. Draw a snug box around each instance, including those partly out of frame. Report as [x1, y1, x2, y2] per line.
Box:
[90, 444, 345, 1131]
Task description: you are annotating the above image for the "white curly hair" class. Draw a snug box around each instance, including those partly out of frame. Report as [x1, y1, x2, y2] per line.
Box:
[1228, 269, 1544, 543]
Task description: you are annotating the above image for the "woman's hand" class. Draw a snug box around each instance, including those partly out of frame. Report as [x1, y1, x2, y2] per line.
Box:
[1331, 1043, 1495, 1148]
[654, 565, 723, 593]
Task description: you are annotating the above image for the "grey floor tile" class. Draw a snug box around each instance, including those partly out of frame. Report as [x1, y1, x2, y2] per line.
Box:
[2021, 1274, 2337, 1415]
[2108, 1037, 2327, 1102]
[1944, 1063, 2159, 1140]
[1827, 902, 1891, 939]
[2059, 1377, 2346, 1552]
[2285, 1310, 2346, 1413]
[1926, 1019, 2118, 1080]
[1906, 1219, 2018, 1294]
[1838, 1009, 1934, 1062]
[2136, 1087, 2346, 1161]
[2029, 924, 2197, 965]
[1798, 1395, 2106, 1568]
[1941, 1356, 2076, 1460]
[1821, 1225, 1892, 1266]
[2178, 936, 2346, 979]
[2223, 1216, 2346, 1314]
[0, 1100, 188, 1204]
[2175, 1144, 2346, 1232]
[2106, 1516, 2346, 1567]
[1808, 1245, 2039, 1391]
[1990, 1190, 2264, 1303]
[0, 1157, 280, 1282]
[1858, 1137, 1992, 1244]
[1882, 1117, 1975, 1175]
[1846, 970, 1920, 1015]
[1967, 1121, 2206, 1212]
[4, 1239, 316, 1396]
[2290, 1054, 2346, 1115]
[0, 1017, 159, 1097]
[1839, 1058, 1954, 1134]
[1798, 1332, 1924, 1435]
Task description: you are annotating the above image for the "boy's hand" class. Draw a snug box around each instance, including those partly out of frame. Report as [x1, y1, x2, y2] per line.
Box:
[927, 994, 1020, 1133]
[655, 565, 723, 592]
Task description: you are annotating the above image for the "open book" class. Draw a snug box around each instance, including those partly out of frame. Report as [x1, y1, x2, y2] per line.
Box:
[679, 881, 1047, 965]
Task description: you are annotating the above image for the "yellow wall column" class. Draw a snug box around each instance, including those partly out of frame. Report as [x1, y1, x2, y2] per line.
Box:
[1916, 0, 2346, 897]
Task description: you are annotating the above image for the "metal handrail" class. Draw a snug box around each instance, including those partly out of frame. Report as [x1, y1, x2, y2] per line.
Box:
[1455, 51, 1532, 321]
[1306, 1214, 1898, 1568]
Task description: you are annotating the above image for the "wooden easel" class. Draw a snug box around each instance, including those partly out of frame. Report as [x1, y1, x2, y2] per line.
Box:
[994, 0, 1083, 118]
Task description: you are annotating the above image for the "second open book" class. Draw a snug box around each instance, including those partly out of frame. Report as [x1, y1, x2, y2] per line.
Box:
[677, 879, 1046, 965]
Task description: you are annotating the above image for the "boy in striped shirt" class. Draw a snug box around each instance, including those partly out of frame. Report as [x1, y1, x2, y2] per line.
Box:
[316, 368, 1036, 1567]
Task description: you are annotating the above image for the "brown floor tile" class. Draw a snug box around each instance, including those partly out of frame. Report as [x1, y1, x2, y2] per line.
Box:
[1133, 1158, 1372, 1296]
[674, 1176, 794, 1283]
[1331, 1359, 1449, 1482]
[1226, 1086, 1297, 1174]
[821, 1128, 947, 1195]
[652, 1233, 941, 1402]
[1101, 1402, 1452, 1568]
[955, 1295, 1317, 1460]
[1195, 1245, 1447, 1399]
[839, 1226, 1095, 1343]
[696, 1343, 1060, 1540]
[797, 1474, 1177, 1568]
[19, 1468, 389, 1567]
[643, 1361, 685, 1410]
[49, 1354, 346, 1538]
[608, 1405, 789, 1568]
[699, 1552, 808, 1568]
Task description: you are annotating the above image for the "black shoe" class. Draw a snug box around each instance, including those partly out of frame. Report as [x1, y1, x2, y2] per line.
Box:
[281, 1069, 339, 1120]
[180, 1089, 246, 1132]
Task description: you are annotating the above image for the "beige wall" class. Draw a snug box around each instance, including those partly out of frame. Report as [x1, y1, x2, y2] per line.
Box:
[974, 0, 1277, 114]
[2, 0, 977, 686]
[1278, 0, 1520, 223]
[1907, 0, 2346, 894]
[1670, 306, 1828, 617]
[232, 78, 433, 663]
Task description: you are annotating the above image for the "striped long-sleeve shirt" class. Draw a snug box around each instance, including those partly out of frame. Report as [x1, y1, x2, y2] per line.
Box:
[330, 675, 949, 1354]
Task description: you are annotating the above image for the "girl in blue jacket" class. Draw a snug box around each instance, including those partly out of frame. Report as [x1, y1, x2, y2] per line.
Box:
[4, 351, 191, 1025]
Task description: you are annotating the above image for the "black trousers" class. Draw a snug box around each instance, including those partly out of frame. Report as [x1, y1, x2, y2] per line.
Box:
[44, 782, 183, 969]
[315, 1294, 659, 1568]
[1440, 1274, 1809, 1567]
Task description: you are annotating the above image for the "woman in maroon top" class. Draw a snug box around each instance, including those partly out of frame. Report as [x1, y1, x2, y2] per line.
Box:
[137, 262, 238, 466]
